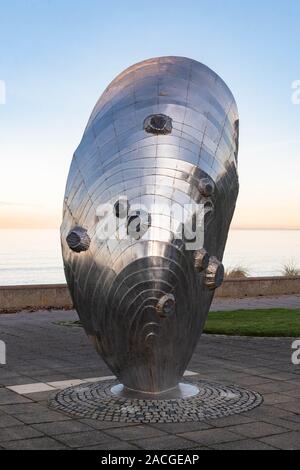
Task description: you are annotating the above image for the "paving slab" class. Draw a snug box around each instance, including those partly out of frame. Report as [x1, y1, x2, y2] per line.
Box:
[31, 420, 94, 436]
[212, 439, 278, 450]
[54, 430, 115, 448]
[0, 425, 43, 442]
[2, 436, 68, 450]
[222, 422, 289, 438]
[105, 425, 167, 441]
[178, 429, 243, 446]
[134, 435, 197, 450]
[260, 431, 300, 450]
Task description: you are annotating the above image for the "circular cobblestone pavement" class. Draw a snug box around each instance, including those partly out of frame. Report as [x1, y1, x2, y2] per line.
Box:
[49, 379, 263, 423]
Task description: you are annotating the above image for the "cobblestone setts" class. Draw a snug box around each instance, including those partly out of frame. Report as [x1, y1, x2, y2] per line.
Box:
[49, 380, 263, 423]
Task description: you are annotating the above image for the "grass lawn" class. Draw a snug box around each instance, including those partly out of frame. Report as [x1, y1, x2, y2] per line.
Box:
[204, 308, 300, 337]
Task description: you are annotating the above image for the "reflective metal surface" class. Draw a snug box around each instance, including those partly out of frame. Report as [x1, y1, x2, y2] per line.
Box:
[110, 382, 200, 400]
[61, 57, 239, 395]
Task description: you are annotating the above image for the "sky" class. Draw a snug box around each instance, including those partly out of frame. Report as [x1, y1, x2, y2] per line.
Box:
[0, 0, 299, 229]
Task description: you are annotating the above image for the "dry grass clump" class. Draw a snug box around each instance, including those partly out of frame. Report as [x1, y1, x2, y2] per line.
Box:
[225, 265, 249, 279]
[281, 260, 300, 277]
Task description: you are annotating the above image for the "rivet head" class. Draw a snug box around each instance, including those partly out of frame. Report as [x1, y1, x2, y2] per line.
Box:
[66, 227, 90, 253]
[156, 294, 176, 318]
[144, 114, 172, 135]
[199, 178, 215, 197]
[204, 257, 224, 290]
[194, 248, 209, 272]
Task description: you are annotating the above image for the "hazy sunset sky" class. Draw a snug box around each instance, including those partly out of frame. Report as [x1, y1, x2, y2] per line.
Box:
[0, 0, 299, 229]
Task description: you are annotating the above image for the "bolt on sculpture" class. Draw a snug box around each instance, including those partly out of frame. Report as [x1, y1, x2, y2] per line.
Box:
[61, 57, 239, 398]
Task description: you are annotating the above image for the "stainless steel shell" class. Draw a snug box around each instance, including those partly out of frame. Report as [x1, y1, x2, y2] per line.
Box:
[61, 56, 239, 394]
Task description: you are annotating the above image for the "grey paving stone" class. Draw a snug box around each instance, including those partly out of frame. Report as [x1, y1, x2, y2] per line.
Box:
[55, 430, 113, 448]
[263, 393, 297, 405]
[78, 418, 138, 430]
[260, 431, 300, 450]
[0, 389, 33, 405]
[282, 389, 300, 398]
[0, 403, 48, 415]
[178, 429, 242, 446]
[15, 409, 72, 425]
[29, 373, 76, 382]
[274, 400, 300, 414]
[223, 421, 288, 438]
[0, 413, 23, 428]
[4, 376, 41, 386]
[231, 376, 273, 387]
[251, 382, 297, 394]
[3, 437, 68, 450]
[208, 414, 257, 428]
[134, 435, 197, 450]
[243, 367, 282, 376]
[78, 440, 140, 450]
[284, 415, 300, 425]
[32, 420, 94, 436]
[105, 425, 167, 441]
[243, 405, 297, 420]
[0, 371, 24, 382]
[0, 425, 43, 443]
[212, 439, 277, 450]
[262, 417, 300, 431]
[150, 421, 213, 434]
[255, 372, 300, 382]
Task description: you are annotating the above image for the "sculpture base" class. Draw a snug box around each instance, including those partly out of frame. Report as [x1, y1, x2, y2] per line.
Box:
[110, 383, 199, 400]
[49, 379, 263, 423]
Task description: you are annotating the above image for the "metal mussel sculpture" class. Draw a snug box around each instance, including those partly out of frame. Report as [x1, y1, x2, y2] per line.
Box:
[61, 57, 239, 398]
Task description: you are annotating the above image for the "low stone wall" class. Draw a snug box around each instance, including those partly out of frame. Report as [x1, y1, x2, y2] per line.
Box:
[0, 284, 73, 313]
[216, 276, 300, 298]
[0, 277, 299, 312]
